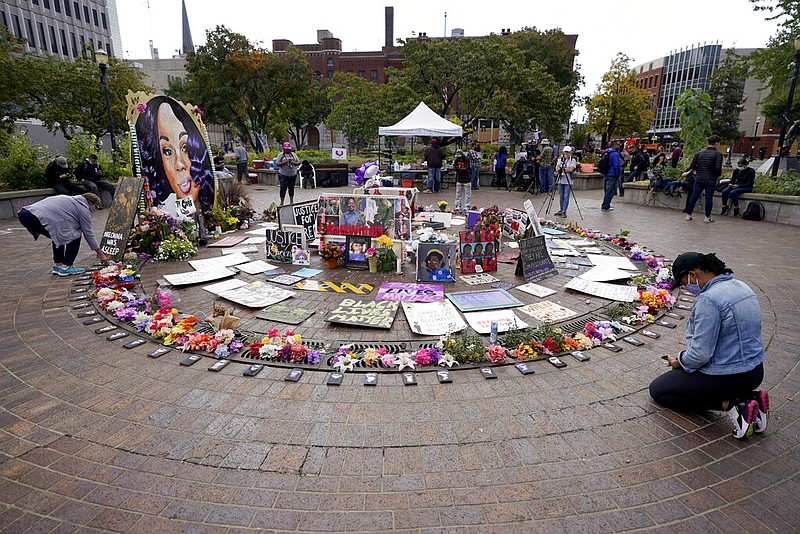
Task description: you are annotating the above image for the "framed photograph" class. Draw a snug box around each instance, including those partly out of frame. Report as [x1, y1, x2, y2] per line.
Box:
[416, 243, 456, 282]
[345, 235, 372, 270]
[459, 229, 498, 274]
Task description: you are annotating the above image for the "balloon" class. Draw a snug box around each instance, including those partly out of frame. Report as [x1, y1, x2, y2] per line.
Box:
[364, 165, 379, 179]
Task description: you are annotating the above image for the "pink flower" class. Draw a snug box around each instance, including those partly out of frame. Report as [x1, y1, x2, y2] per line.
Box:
[136, 103, 146, 113]
[193, 106, 203, 115]
[487, 345, 506, 363]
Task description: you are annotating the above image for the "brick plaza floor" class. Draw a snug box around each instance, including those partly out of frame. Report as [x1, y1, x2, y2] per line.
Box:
[1, 184, 798, 532]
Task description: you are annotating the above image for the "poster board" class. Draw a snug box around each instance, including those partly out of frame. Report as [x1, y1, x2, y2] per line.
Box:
[265, 227, 306, 264]
[502, 208, 529, 240]
[463, 310, 529, 334]
[376, 282, 443, 303]
[516, 301, 578, 323]
[278, 200, 319, 241]
[215, 281, 295, 308]
[316, 194, 406, 239]
[256, 304, 315, 325]
[416, 243, 457, 282]
[446, 289, 523, 312]
[325, 298, 399, 329]
[163, 266, 236, 286]
[99, 176, 144, 262]
[459, 229, 498, 274]
[522, 199, 544, 236]
[518, 236, 557, 283]
[564, 278, 639, 302]
[401, 300, 468, 335]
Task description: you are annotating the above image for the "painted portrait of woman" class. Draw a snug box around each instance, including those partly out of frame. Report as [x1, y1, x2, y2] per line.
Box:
[134, 95, 214, 213]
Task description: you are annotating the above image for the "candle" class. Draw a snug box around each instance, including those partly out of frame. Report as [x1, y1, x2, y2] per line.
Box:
[396, 257, 402, 274]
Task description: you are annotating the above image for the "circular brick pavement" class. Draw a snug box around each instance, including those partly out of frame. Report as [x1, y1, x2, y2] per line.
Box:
[1, 187, 798, 532]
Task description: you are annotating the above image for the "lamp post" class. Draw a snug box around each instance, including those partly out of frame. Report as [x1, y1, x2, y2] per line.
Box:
[772, 35, 800, 177]
[750, 116, 761, 160]
[94, 49, 117, 154]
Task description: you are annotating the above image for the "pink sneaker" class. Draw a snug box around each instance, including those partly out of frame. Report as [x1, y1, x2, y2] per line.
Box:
[752, 390, 769, 434]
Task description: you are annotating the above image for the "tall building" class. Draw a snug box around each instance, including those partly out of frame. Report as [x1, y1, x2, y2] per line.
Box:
[0, 0, 122, 60]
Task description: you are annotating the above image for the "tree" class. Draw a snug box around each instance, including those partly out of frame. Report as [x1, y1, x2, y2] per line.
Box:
[749, 0, 800, 125]
[327, 73, 392, 150]
[286, 77, 332, 149]
[585, 53, 654, 146]
[675, 88, 713, 157]
[708, 51, 749, 143]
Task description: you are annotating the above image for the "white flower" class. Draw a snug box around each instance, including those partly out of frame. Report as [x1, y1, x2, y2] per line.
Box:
[394, 352, 415, 371]
[259, 344, 279, 359]
[106, 300, 124, 311]
[438, 354, 459, 368]
[333, 353, 358, 372]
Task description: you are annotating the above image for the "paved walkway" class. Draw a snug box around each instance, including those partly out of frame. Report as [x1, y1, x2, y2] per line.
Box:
[1, 184, 798, 532]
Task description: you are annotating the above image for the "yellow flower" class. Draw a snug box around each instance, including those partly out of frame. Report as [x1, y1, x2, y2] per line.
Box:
[377, 235, 394, 247]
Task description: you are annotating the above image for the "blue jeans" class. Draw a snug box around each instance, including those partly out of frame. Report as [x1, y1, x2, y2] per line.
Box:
[470, 166, 480, 188]
[558, 183, 571, 214]
[685, 178, 716, 217]
[721, 186, 752, 207]
[427, 167, 442, 192]
[601, 176, 618, 209]
[539, 165, 554, 193]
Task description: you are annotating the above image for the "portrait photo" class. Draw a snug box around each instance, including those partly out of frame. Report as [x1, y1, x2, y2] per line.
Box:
[345, 235, 371, 270]
[416, 243, 456, 283]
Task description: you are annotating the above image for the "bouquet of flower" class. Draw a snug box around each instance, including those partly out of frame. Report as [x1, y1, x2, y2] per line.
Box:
[155, 235, 198, 261]
[437, 200, 450, 212]
[365, 247, 378, 259]
[639, 286, 676, 310]
[319, 242, 342, 261]
[247, 330, 321, 365]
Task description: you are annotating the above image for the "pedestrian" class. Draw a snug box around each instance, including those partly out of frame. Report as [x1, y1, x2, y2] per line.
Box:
[670, 142, 683, 168]
[453, 149, 471, 212]
[234, 141, 248, 185]
[75, 154, 115, 206]
[46, 156, 87, 196]
[720, 158, 755, 217]
[423, 138, 445, 193]
[600, 140, 622, 212]
[683, 135, 723, 223]
[468, 141, 481, 190]
[493, 145, 508, 189]
[553, 146, 576, 218]
[649, 252, 768, 439]
[17, 194, 108, 276]
[538, 139, 554, 193]
[275, 142, 299, 206]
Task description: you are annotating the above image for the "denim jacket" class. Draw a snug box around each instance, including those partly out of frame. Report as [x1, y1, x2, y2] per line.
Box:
[678, 274, 765, 375]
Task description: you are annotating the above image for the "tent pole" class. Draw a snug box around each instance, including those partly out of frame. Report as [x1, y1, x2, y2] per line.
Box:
[378, 137, 381, 168]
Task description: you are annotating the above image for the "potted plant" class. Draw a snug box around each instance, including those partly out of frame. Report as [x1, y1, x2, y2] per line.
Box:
[376, 235, 397, 273]
[319, 242, 342, 269]
[365, 247, 379, 273]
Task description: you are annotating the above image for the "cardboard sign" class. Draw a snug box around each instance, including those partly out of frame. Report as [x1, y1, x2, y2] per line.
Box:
[215, 281, 295, 308]
[294, 281, 374, 294]
[459, 229, 498, 274]
[447, 289, 523, 312]
[564, 277, 639, 302]
[518, 236, 557, 283]
[99, 176, 144, 262]
[516, 301, 578, 323]
[463, 310, 529, 334]
[265, 228, 305, 263]
[256, 304, 315, 325]
[163, 266, 236, 286]
[522, 199, 544, 236]
[208, 235, 248, 247]
[376, 282, 443, 303]
[461, 274, 499, 286]
[401, 300, 468, 335]
[325, 298, 399, 329]
[502, 208, 529, 239]
[278, 200, 319, 241]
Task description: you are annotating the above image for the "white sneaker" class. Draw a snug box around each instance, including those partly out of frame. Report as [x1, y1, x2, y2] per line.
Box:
[685, 214, 693, 221]
[727, 400, 758, 439]
[704, 217, 715, 223]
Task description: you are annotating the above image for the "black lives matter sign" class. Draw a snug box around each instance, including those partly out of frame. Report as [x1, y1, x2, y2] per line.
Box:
[325, 299, 399, 329]
[99, 176, 144, 262]
[518, 235, 557, 283]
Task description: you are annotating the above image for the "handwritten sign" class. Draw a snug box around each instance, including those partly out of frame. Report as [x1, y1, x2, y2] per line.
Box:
[446, 289, 523, 312]
[516, 301, 578, 323]
[256, 304, 315, 325]
[99, 176, 144, 262]
[463, 310, 529, 334]
[325, 298, 399, 329]
[163, 267, 236, 286]
[376, 282, 443, 303]
[215, 281, 295, 308]
[564, 278, 639, 302]
[278, 200, 319, 241]
[518, 236, 557, 283]
[265, 228, 305, 263]
[401, 301, 467, 335]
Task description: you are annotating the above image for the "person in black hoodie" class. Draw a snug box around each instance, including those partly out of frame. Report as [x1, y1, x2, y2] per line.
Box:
[720, 158, 756, 217]
[683, 135, 723, 223]
[75, 154, 116, 206]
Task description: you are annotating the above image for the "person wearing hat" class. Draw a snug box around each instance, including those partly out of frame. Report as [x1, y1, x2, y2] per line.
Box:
[553, 146, 577, 217]
[452, 149, 471, 212]
[423, 138, 445, 193]
[276, 142, 299, 206]
[649, 252, 768, 439]
[538, 139, 554, 193]
[46, 156, 87, 196]
[233, 140, 249, 184]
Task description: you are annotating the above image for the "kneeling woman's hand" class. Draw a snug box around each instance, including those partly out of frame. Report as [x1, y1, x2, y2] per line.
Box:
[667, 355, 681, 369]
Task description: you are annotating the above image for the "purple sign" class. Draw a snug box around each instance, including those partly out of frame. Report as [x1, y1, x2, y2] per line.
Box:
[376, 282, 443, 303]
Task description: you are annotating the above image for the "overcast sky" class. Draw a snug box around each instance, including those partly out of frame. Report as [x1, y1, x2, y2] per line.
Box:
[117, 0, 778, 121]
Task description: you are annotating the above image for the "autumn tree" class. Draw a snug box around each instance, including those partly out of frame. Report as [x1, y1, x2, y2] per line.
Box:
[585, 53, 654, 146]
[286, 77, 332, 149]
[708, 51, 749, 143]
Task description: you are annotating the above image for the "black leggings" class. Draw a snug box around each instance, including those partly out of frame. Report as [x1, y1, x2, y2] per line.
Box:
[649, 363, 763, 411]
[18, 208, 81, 265]
[279, 175, 297, 201]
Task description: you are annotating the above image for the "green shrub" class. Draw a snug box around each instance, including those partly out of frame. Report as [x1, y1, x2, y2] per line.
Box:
[0, 132, 47, 191]
[753, 170, 800, 196]
[65, 132, 129, 181]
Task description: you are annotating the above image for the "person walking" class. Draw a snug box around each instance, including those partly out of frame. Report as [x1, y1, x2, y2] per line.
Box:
[233, 141, 248, 185]
[75, 154, 116, 206]
[684, 135, 723, 223]
[600, 140, 622, 211]
[17, 194, 108, 276]
[423, 138, 445, 193]
[553, 146, 576, 218]
[649, 252, 768, 439]
[275, 142, 299, 206]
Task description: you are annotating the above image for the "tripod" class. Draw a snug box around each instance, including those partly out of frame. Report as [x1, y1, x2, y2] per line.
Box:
[541, 162, 583, 220]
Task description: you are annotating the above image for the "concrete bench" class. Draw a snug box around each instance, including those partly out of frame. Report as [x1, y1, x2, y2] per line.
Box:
[0, 189, 56, 219]
[625, 182, 800, 226]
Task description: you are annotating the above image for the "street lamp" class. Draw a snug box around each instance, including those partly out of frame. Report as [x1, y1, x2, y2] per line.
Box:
[772, 35, 800, 177]
[94, 49, 117, 154]
[750, 116, 761, 160]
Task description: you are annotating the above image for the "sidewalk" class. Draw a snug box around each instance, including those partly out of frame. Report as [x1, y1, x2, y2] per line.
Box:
[0, 184, 798, 532]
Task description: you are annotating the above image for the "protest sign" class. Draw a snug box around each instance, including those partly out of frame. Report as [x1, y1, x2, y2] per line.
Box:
[326, 299, 399, 329]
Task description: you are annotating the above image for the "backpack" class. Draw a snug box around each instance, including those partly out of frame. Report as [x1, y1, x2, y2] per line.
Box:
[741, 201, 765, 221]
[596, 152, 611, 175]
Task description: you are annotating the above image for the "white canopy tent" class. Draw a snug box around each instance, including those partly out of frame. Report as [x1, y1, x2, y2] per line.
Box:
[377, 101, 463, 168]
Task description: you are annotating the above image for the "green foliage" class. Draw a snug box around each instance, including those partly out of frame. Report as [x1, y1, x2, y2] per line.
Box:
[586, 53, 654, 143]
[753, 170, 800, 195]
[0, 132, 47, 191]
[676, 88, 713, 157]
[606, 302, 636, 319]
[64, 132, 129, 181]
[328, 73, 395, 150]
[708, 51, 749, 143]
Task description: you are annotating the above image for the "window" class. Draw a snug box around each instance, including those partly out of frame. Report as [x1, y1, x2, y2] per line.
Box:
[89, 37, 93, 50]
[60, 29, 67, 55]
[43, 0, 51, 8]
[49, 25, 57, 53]
[74, 2, 79, 19]
[79, 33, 85, 57]
[370, 70, 378, 82]
[32, 0, 40, 5]
[64, 1, 70, 16]
[1, 11, 6, 30]
[358, 70, 365, 78]
[92, 8, 98, 26]
[83, 5, 89, 23]
[38, 22, 46, 50]
[97, 39, 102, 51]
[326, 58, 333, 66]
[26, 18, 35, 48]
[101, 12, 106, 29]
[54, 0, 61, 12]
[13, 15, 22, 39]
[327, 70, 333, 78]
